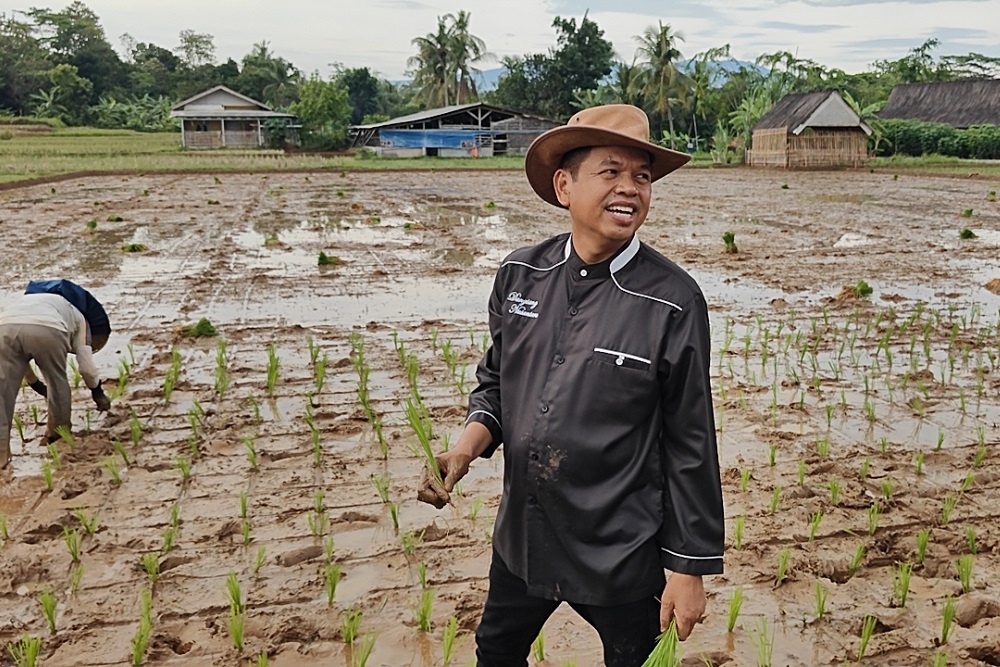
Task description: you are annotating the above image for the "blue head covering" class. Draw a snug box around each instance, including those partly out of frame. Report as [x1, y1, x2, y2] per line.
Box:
[25, 279, 111, 337]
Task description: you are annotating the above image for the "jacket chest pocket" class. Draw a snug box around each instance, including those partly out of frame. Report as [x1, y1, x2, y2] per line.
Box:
[592, 346, 652, 372]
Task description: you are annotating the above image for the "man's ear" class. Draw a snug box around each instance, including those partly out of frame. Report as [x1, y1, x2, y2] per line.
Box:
[553, 168, 572, 208]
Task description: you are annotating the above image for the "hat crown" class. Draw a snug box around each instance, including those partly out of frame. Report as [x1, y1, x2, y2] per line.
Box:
[567, 104, 651, 145]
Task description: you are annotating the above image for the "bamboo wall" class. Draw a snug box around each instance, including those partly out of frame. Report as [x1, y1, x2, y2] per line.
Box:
[750, 128, 869, 168]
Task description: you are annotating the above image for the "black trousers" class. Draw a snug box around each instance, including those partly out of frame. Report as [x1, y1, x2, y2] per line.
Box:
[475, 550, 661, 667]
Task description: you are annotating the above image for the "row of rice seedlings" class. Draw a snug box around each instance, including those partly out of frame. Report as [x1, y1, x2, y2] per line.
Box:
[350, 333, 387, 457]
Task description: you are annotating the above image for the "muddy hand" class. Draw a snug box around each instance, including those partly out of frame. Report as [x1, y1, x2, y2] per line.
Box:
[417, 451, 472, 509]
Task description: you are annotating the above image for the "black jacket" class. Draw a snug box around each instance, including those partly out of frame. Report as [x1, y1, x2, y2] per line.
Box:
[467, 233, 724, 606]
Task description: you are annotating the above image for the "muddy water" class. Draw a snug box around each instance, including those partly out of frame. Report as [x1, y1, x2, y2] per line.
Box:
[1, 169, 1000, 666]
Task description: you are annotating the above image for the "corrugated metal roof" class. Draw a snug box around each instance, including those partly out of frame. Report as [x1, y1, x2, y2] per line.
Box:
[170, 110, 294, 119]
[353, 103, 555, 130]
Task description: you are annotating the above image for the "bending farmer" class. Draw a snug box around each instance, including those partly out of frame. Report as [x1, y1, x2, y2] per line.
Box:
[1, 279, 112, 469]
[419, 105, 725, 666]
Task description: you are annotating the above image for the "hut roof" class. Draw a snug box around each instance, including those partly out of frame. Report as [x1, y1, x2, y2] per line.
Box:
[753, 90, 872, 136]
[879, 80, 1000, 128]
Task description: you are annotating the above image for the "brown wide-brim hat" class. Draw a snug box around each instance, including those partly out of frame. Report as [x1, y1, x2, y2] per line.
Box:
[525, 104, 691, 208]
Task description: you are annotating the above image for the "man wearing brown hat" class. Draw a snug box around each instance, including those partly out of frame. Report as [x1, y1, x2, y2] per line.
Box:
[419, 105, 724, 665]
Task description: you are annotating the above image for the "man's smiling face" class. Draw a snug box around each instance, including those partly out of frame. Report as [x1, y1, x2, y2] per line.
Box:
[553, 145, 652, 261]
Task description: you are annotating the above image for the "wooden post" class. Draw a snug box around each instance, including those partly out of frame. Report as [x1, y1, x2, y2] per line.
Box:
[221, 118, 226, 147]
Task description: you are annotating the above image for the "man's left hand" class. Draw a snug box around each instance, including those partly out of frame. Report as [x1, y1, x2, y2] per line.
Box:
[659, 573, 706, 640]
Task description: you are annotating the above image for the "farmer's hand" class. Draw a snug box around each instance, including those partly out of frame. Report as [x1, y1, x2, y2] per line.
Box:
[91, 383, 111, 412]
[417, 450, 472, 509]
[660, 573, 706, 641]
[29, 381, 47, 397]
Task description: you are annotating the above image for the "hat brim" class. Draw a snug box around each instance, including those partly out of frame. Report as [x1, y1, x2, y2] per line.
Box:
[525, 126, 691, 208]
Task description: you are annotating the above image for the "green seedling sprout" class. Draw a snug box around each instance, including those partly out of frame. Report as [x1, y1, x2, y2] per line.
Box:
[308, 510, 329, 538]
[401, 529, 424, 554]
[313, 488, 325, 514]
[182, 317, 217, 337]
[341, 607, 363, 644]
[54, 424, 74, 449]
[266, 343, 280, 397]
[255, 652, 268, 667]
[733, 515, 745, 551]
[941, 495, 959, 525]
[86, 219, 97, 231]
[325, 563, 342, 606]
[404, 397, 442, 488]
[776, 547, 791, 586]
[767, 444, 777, 466]
[63, 527, 81, 563]
[41, 462, 53, 491]
[867, 503, 882, 536]
[241, 520, 251, 546]
[829, 478, 841, 506]
[324, 537, 335, 563]
[808, 511, 823, 542]
[161, 526, 176, 553]
[129, 410, 143, 447]
[815, 579, 828, 621]
[881, 478, 893, 501]
[0, 513, 7, 540]
[389, 502, 399, 532]
[739, 468, 751, 492]
[38, 590, 57, 634]
[797, 460, 806, 486]
[852, 279, 873, 299]
[228, 609, 245, 652]
[353, 633, 377, 667]
[858, 614, 878, 661]
[68, 359, 81, 387]
[371, 474, 391, 503]
[955, 555, 973, 593]
[441, 615, 460, 666]
[859, 457, 870, 483]
[314, 353, 328, 394]
[111, 439, 130, 466]
[318, 251, 341, 266]
[142, 553, 160, 584]
[964, 526, 977, 554]
[239, 492, 249, 520]
[46, 443, 61, 469]
[640, 621, 681, 667]
[940, 597, 956, 644]
[849, 543, 865, 576]
[960, 208, 974, 218]
[769, 486, 780, 514]
[175, 455, 192, 482]
[13, 414, 25, 442]
[69, 564, 84, 595]
[892, 562, 912, 607]
[131, 588, 153, 666]
[215, 339, 231, 397]
[7, 634, 42, 667]
[73, 509, 99, 536]
[417, 561, 428, 588]
[746, 618, 774, 667]
[415, 588, 434, 631]
[726, 587, 744, 633]
[468, 496, 485, 521]
[973, 445, 987, 468]
[253, 546, 266, 577]
[988, 190, 997, 202]
[243, 435, 259, 471]
[916, 529, 930, 564]
[226, 571, 244, 614]
[722, 231, 738, 254]
[915, 451, 924, 476]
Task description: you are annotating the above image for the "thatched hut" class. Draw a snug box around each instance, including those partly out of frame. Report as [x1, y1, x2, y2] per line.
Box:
[879, 80, 1000, 127]
[750, 90, 871, 168]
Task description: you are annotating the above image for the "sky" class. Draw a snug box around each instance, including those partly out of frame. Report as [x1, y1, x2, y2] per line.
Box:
[6, 0, 1000, 79]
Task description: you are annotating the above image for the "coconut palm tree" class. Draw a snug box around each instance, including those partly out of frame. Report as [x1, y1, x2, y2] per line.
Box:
[408, 13, 490, 108]
[635, 22, 690, 148]
[449, 10, 490, 104]
[609, 59, 646, 107]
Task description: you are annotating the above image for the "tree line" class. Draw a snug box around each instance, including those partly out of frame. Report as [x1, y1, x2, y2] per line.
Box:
[2, 1, 999, 154]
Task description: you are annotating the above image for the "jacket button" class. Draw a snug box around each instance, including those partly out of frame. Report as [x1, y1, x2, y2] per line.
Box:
[540, 404, 549, 413]
[530, 453, 539, 461]
[569, 307, 578, 316]
[554, 355, 564, 364]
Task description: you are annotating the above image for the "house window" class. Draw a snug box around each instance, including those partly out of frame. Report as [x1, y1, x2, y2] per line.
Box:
[195, 122, 209, 132]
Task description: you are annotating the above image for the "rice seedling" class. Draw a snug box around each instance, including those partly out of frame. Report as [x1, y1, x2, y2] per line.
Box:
[849, 544, 865, 575]
[107, 214, 124, 222]
[815, 437, 830, 457]
[915, 451, 924, 475]
[371, 474, 391, 503]
[417, 561, 428, 588]
[815, 580, 828, 621]
[973, 445, 987, 468]
[988, 190, 997, 202]
[215, 339, 231, 397]
[12, 414, 24, 442]
[182, 317, 217, 337]
[852, 279, 874, 299]
[389, 502, 399, 532]
[404, 397, 441, 487]
[121, 242, 148, 253]
[940, 596, 956, 644]
[128, 409, 143, 447]
[769, 486, 780, 514]
[38, 590, 57, 634]
[401, 529, 424, 554]
[776, 548, 791, 586]
[142, 552, 160, 584]
[54, 424, 74, 449]
[253, 546, 267, 577]
[857, 614, 878, 661]
[86, 218, 97, 231]
[916, 529, 930, 564]
[109, 438, 131, 466]
[175, 455, 192, 482]
[881, 478, 893, 500]
[797, 460, 806, 486]
[511, 624, 540, 663]
[63, 527, 81, 562]
[0, 513, 7, 540]
[960, 208, 974, 218]
[241, 521, 251, 546]
[733, 515, 745, 550]
[243, 435, 259, 471]
[73, 509, 99, 536]
[41, 462, 53, 491]
[767, 443, 777, 466]
[739, 468, 750, 492]
[228, 609, 245, 652]
[829, 478, 841, 506]
[8, 634, 42, 667]
[722, 231, 738, 254]
[468, 496, 485, 522]
[867, 503, 881, 536]
[965, 527, 977, 554]
[941, 495, 959, 525]
[341, 607, 363, 644]
[322, 537, 335, 564]
[314, 353, 328, 394]
[226, 572, 245, 614]
[352, 633, 377, 667]
[746, 618, 774, 667]
[131, 588, 153, 666]
[859, 457, 870, 483]
[318, 251, 342, 266]
[161, 526, 176, 553]
[415, 588, 434, 631]
[892, 562, 912, 607]
[69, 565, 83, 595]
[808, 511, 823, 541]
[955, 555, 973, 593]
[307, 510, 329, 538]
[726, 587, 744, 632]
[640, 621, 681, 667]
[266, 343, 280, 397]
[441, 615, 460, 666]
[254, 652, 268, 667]
[324, 563, 342, 606]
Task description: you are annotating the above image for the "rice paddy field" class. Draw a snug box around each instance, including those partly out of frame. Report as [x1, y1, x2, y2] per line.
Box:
[1, 165, 1000, 666]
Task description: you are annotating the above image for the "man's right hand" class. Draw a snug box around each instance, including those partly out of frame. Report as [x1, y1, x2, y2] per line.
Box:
[417, 450, 472, 509]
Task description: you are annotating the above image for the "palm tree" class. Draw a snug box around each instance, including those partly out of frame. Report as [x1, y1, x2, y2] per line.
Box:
[449, 10, 490, 104]
[688, 45, 730, 151]
[635, 22, 689, 148]
[408, 16, 455, 107]
[609, 59, 646, 107]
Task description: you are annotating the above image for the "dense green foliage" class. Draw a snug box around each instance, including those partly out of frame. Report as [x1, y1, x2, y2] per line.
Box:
[2, 3, 999, 157]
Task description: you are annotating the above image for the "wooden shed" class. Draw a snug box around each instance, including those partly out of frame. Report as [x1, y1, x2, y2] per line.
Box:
[170, 86, 295, 149]
[750, 90, 872, 168]
[879, 80, 1000, 128]
[350, 103, 559, 157]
